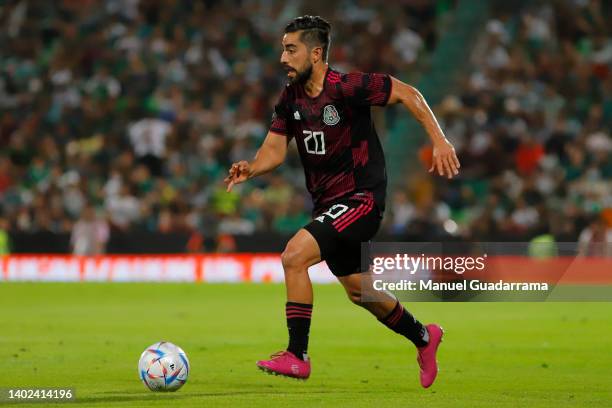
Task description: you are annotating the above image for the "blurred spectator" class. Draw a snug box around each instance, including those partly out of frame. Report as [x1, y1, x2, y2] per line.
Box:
[578, 216, 612, 257]
[105, 184, 140, 230]
[186, 229, 204, 253]
[273, 195, 311, 234]
[218, 213, 256, 235]
[216, 233, 237, 253]
[128, 117, 172, 177]
[70, 205, 109, 255]
[387, 191, 416, 235]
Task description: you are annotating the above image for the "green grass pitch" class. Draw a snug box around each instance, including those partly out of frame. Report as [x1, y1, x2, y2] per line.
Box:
[1, 283, 611, 407]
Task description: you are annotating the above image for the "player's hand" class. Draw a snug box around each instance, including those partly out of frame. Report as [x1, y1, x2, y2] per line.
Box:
[224, 160, 252, 192]
[429, 139, 460, 179]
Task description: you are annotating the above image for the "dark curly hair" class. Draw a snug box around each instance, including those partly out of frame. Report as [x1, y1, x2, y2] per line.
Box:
[285, 15, 332, 62]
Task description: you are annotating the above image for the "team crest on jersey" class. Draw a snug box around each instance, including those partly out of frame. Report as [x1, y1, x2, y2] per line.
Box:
[323, 105, 340, 126]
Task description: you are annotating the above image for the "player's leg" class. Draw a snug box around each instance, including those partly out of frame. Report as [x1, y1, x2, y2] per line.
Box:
[333, 263, 444, 388]
[325, 196, 444, 388]
[257, 199, 363, 378]
[256, 228, 320, 379]
[281, 228, 320, 360]
[336, 272, 430, 347]
[281, 228, 321, 304]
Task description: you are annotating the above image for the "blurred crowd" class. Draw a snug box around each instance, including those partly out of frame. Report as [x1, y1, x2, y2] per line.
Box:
[0, 0, 609, 256]
[389, 0, 611, 254]
[0, 0, 446, 253]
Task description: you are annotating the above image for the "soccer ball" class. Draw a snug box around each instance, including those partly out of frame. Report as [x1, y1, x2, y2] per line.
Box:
[138, 341, 190, 392]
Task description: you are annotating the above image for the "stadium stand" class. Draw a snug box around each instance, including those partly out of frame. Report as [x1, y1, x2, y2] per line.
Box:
[1, 0, 609, 254]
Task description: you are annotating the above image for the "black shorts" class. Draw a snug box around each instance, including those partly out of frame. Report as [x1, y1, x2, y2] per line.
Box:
[304, 192, 382, 277]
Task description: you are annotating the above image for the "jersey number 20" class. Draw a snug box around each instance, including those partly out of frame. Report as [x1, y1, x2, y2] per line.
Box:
[303, 130, 325, 155]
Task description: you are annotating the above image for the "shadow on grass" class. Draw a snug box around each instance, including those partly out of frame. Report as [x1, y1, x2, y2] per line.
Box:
[72, 389, 337, 405]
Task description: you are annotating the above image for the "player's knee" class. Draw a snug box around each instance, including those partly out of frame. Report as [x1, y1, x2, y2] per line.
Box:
[281, 244, 305, 272]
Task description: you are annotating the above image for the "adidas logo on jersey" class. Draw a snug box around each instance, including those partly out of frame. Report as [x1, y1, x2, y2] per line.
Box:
[294, 111, 301, 120]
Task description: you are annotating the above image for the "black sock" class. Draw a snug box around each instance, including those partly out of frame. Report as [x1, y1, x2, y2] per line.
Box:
[379, 301, 429, 347]
[286, 302, 312, 360]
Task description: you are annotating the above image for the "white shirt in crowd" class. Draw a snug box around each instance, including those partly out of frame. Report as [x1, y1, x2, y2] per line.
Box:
[71, 218, 110, 255]
[105, 194, 140, 228]
[128, 118, 171, 158]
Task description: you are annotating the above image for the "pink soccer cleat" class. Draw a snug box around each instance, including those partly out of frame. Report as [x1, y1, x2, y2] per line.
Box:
[256, 351, 311, 380]
[417, 324, 444, 388]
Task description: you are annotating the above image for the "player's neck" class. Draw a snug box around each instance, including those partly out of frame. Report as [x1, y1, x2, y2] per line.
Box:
[303, 63, 329, 98]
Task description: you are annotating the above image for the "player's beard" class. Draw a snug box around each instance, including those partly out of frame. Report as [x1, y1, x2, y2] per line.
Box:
[289, 62, 313, 85]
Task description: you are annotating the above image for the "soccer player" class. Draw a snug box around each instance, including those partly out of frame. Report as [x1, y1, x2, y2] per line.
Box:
[224, 15, 460, 388]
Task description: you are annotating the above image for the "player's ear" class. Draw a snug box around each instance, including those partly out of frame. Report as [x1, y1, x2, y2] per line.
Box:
[311, 46, 323, 64]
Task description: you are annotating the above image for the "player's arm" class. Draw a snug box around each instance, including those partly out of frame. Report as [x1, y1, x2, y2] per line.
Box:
[387, 76, 460, 179]
[224, 131, 288, 192]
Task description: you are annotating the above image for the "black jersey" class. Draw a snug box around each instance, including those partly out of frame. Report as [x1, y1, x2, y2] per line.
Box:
[269, 68, 392, 214]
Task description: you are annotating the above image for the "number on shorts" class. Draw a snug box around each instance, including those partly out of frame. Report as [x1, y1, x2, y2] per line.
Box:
[315, 204, 349, 222]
